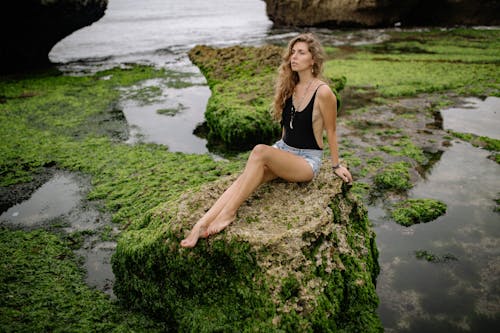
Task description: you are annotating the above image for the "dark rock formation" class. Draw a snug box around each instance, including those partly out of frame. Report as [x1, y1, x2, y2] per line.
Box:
[0, 0, 108, 73]
[263, 0, 500, 28]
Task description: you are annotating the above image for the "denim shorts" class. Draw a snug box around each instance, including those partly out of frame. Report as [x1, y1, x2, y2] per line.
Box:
[272, 139, 323, 177]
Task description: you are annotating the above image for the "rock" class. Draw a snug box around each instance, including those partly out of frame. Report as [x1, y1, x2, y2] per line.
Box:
[263, 0, 500, 28]
[112, 165, 382, 331]
[0, 0, 108, 73]
[188, 44, 283, 150]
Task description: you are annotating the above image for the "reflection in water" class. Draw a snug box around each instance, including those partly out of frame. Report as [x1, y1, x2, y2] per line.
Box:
[441, 96, 500, 140]
[122, 84, 211, 154]
[1, 173, 81, 226]
[373, 141, 500, 332]
[0, 171, 116, 297]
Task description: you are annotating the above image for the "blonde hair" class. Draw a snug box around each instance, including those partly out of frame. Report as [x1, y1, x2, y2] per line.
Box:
[272, 33, 326, 121]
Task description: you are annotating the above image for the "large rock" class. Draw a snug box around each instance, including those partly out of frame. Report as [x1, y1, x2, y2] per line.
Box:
[263, 0, 500, 27]
[189, 44, 283, 150]
[112, 165, 382, 331]
[0, 0, 108, 73]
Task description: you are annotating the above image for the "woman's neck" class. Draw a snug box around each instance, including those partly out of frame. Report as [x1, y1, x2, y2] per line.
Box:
[297, 71, 315, 85]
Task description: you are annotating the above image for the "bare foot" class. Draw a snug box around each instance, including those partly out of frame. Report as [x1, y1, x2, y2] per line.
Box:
[206, 214, 235, 237]
[180, 223, 208, 248]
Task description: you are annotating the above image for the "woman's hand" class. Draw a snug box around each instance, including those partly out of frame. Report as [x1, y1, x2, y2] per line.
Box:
[334, 166, 353, 184]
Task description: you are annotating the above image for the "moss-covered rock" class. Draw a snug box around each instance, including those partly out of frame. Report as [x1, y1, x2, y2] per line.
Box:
[373, 161, 412, 191]
[391, 198, 447, 226]
[188, 45, 283, 150]
[112, 165, 382, 332]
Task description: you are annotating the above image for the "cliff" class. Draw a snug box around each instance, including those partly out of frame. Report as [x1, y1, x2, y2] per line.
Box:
[112, 166, 382, 331]
[263, 0, 500, 28]
[0, 0, 108, 73]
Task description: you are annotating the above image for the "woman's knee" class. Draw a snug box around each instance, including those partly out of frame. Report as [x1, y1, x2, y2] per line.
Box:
[249, 144, 271, 163]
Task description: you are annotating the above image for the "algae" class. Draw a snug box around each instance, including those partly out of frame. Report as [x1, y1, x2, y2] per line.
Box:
[374, 161, 412, 191]
[1, 27, 499, 332]
[391, 198, 447, 226]
[415, 249, 458, 263]
[0, 227, 168, 332]
[0, 65, 243, 331]
[188, 45, 283, 150]
[112, 165, 382, 331]
[450, 131, 500, 163]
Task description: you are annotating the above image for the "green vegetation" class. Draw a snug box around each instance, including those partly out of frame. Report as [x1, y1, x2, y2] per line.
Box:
[0, 228, 168, 332]
[0, 65, 244, 331]
[374, 161, 412, 191]
[326, 29, 500, 98]
[113, 184, 382, 332]
[0, 66, 243, 218]
[1, 27, 499, 332]
[157, 103, 186, 116]
[450, 131, 500, 163]
[391, 198, 447, 226]
[188, 45, 283, 150]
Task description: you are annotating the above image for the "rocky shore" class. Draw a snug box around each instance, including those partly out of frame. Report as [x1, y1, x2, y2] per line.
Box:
[0, 28, 498, 331]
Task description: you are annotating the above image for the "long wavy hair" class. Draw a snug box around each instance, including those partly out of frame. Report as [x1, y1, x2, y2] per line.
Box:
[272, 33, 326, 121]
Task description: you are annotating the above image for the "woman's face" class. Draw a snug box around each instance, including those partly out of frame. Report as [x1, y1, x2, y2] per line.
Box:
[290, 41, 314, 73]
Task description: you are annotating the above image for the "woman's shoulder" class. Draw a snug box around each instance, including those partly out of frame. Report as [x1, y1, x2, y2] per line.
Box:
[315, 81, 336, 101]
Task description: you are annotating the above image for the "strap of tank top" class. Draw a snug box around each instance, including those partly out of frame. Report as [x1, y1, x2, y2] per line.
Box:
[313, 83, 328, 95]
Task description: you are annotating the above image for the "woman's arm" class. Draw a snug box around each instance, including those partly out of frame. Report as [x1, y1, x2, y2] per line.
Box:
[317, 85, 353, 183]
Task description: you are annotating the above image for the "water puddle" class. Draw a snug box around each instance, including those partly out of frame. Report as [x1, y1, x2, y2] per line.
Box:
[122, 83, 211, 154]
[0, 171, 117, 298]
[1, 173, 82, 227]
[441, 96, 500, 139]
[373, 97, 500, 332]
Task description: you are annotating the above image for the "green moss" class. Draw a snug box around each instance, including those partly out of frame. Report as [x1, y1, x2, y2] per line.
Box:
[374, 161, 412, 191]
[451, 131, 500, 157]
[188, 45, 283, 150]
[113, 227, 277, 332]
[0, 67, 243, 225]
[325, 29, 500, 98]
[385, 137, 427, 164]
[0, 65, 248, 331]
[280, 275, 301, 301]
[0, 228, 167, 332]
[391, 198, 447, 226]
[111, 182, 382, 332]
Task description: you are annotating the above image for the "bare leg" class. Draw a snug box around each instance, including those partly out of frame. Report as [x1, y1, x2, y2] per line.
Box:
[180, 168, 277, 248]
[180, 176, 244, 248]
[206, 144, 314, 236]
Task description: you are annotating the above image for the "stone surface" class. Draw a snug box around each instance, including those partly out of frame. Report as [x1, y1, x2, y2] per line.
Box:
[112, 165, 382, 331]
[263, 0, 500, 27]
[0, 0, 108, 73]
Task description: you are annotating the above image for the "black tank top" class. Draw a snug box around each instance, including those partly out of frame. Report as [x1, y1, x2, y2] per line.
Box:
[282, 88, 322, 150]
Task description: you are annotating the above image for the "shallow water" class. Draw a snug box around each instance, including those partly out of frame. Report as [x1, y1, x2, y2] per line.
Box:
[122, 84, 211, 153]
[1, 173, 82, 227]
[49, 0, 391, 154]
[373, 97, 500, 331]
[441, 97, 500, 140]
[37, 0, 500, 328]
[0, 171, 117, 297]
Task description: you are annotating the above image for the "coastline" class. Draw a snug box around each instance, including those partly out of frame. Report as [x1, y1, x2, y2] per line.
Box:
[1, 27, 499, 331]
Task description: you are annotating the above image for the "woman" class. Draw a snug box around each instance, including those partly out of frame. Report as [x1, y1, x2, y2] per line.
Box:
[180, 33, 352, 248]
